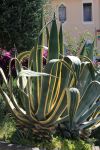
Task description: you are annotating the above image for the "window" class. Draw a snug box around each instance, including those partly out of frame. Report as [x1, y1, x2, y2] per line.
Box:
[59, 4, 66, 23]
[83, 3, 92, 22]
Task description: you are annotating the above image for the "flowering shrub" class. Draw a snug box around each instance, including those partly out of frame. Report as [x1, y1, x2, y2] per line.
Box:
[0, 48, 16, 84]
[0, 47, 48, 84]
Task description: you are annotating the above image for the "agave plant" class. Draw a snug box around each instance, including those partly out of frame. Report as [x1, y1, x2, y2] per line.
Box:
[0, 14, 100, 140]
[54, 55, 100, 138]
[57, 82, 100, 139]
[0, 14, 71, 138]
[77, 39, 95, 61]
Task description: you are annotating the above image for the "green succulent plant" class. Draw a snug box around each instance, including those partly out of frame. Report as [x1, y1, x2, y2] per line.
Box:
[55, 56, 100, 139]
[79, 40, 95, 60]
[0, 14, 100, 140]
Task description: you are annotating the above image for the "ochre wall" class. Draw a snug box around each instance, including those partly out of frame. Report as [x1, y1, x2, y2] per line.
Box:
[50, 0, 100, 54]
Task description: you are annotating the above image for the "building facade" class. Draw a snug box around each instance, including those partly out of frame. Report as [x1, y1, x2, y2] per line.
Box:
[48, 0, 100, 55]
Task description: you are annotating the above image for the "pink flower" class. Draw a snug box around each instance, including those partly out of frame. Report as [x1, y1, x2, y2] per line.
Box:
[42, 46, 48, 58]
[42, 46, 48, 65]
[3, 52, 11, 58]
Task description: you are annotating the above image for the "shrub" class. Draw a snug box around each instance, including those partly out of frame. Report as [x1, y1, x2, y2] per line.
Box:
[0, 95, 6, 123]
[0, 114, 16, 140]
[10, 132, 92, 150]
[0, 0, 44, 51]
[0, 47, 47, 84]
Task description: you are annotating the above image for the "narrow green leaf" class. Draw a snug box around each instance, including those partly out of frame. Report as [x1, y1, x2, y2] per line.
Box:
[77, 61, 95, 96]
[59, 23, 64, 56]
[75, 81, 100, 122]
[80, 116, 100, 130]
[77, 101, 100, 124]
[69, 88, 80, 129]
[17, 51, 30, 63]
[46, 23, 50, 46]
[48, 13, 59, 60]
[40, 89, 68, 126]
[64, 56, 81, 80]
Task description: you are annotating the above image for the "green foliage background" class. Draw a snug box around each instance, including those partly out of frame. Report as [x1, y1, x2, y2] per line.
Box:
[0, 0, 44, 51]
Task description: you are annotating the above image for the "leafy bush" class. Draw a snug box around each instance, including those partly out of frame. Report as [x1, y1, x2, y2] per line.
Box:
[0, 114, 16, 140]
[0, 47, 47, 84]
[61, 139, 92, 150]
[10, 131, 92, 150]
[11, 134, 92, 150]
[0, 0, 44, 51]
[0, 95, 7, 123]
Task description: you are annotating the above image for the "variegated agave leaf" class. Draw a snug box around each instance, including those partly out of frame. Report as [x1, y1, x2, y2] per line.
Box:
[0, 55, 77, 131]
[77, 61, 96, 96]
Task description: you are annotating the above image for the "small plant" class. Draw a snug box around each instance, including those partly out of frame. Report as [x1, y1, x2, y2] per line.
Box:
[0, 95, 7, 123]
[0, 114, 16, 141]
[64, 32, 95, 60]
[10, 132, 92, 150]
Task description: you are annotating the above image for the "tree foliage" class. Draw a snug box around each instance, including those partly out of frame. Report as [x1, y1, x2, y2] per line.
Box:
[0, 0, 44, 51]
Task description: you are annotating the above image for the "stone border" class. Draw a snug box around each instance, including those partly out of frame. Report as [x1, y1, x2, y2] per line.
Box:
[0, 141, 99, 150]
[0, 141, 38, 150]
